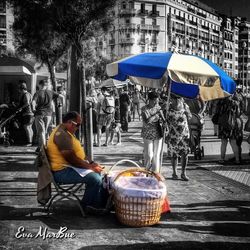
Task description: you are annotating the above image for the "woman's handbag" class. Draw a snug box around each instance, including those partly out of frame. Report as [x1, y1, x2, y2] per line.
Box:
[244, 118, 250, 132]
[211, 113, 219, 124]
[218, 112, 234, 130]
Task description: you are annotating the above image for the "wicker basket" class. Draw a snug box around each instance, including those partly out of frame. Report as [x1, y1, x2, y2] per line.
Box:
[113, 167, 166, 227]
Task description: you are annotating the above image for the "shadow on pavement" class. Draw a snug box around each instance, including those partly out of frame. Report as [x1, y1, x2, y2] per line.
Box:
[78, 242, 250, 250]
[1, 199, 250, 237]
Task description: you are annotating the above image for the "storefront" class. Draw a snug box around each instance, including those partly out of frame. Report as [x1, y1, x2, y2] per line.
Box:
[0, 57, 36, 105]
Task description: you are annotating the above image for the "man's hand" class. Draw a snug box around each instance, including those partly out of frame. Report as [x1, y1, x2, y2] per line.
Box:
[90, 162, 104, 173]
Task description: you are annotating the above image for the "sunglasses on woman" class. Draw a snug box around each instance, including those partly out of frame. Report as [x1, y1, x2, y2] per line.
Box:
[71, 120, 81, 127]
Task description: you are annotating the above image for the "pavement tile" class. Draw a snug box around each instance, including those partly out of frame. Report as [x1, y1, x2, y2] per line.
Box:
[0, 116, 250, 249]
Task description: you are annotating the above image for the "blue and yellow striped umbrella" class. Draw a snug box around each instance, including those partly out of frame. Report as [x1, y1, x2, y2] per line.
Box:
[106, 52, 236, 101]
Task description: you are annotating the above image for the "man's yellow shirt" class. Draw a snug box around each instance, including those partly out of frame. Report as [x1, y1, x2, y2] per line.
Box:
[47, 125, 85, 171]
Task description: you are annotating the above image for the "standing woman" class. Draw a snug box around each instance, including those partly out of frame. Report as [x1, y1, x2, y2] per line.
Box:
[165, 94, 192, 181]
[141, 91, 163, 173]
[17, 81, 34, 146]
[216, 94, 243, 164]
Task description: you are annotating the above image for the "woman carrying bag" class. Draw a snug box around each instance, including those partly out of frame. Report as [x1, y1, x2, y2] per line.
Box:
[141, 91, 164, 173]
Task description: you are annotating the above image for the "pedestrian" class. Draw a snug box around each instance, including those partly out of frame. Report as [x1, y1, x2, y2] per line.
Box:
[57, 86, 67, 116]
[244, 94, 250, 156]
[32, 79, 63, 150]
[87, 88, 98, 147]
[96, 87, 115, 146]
[141, 91, 164, 173]
[46, 111, 108, 214]
[119, 87, 130, 132]
[215, 93, 244, 164]
[165, 94, 192, 181]
[132, 88, 143, 121]
[16, 81, 34, 146]
[210, 99, 219, 136]
[109, 98, 122, 145]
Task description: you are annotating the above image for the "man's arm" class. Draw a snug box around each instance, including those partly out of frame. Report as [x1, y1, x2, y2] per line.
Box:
[54, 130, 103, 173]
[60, 150, 103, 173]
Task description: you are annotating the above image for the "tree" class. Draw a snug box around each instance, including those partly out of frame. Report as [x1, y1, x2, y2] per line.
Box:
[11, 0, 69, 91]
[10, 0, 116, 153]
[11, 0, 116, 92]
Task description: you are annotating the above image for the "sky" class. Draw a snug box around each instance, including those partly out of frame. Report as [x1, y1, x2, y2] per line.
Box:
[199, 0, 250, 21]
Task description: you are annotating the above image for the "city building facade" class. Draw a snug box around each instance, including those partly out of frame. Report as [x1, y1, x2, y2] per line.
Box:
[104, 0, 222, 66]
[1, 0, 250, 90]
[238, 18, 250, 92]
[101, 0, 250, 89]
[0, 0, 14, 54]
[220, 15, 240, 80]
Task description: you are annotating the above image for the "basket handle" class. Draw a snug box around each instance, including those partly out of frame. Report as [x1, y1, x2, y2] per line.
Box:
[109, 159, 142, 172]
[113, 168, 165, 183]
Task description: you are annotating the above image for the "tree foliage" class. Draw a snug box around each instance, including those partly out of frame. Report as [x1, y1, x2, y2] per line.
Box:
[10, 0, 117, 89]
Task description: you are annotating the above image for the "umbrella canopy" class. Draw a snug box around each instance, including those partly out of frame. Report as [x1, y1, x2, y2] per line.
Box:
[106, 52, 236, 101]
[99, 78, 127, 88]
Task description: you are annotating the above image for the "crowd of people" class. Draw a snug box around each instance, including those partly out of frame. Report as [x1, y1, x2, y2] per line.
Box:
[0, 79, 65, 150]
[86, 84, 250, 182]
[1, 78, 250, 215]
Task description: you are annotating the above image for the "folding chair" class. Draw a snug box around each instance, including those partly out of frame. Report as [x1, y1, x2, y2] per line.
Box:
[41, 146, 86, 217]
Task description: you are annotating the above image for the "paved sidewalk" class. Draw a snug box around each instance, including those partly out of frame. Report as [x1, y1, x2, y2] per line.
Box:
[0, 117, 250, 249]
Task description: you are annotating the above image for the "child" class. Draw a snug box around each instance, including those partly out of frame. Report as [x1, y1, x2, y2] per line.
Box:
[109, 98, 121, 145]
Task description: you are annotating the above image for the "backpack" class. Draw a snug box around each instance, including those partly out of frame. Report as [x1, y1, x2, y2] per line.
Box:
[102, 95, 115, 114]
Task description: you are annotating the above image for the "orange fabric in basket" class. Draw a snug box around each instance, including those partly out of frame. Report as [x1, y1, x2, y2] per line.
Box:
[161, 196, 171, 214]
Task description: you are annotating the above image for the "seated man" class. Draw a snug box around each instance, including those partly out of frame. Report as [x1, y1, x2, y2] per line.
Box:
[47, 111, 107, 214]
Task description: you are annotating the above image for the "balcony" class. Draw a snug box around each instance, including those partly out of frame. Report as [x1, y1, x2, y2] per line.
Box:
[189, 20, 197, 26]
[149, 11, 159, 17]
[119, 23, 137, 30]
[174, 28, 185, 35]
[212, 29, 219, 34]
[137, 10, 148, 16]
[201, 25, 209, 31]
[152, 25, 160, 31]
[199, 36, 209, 42]
[211, 39, 219, 45]
[187, 32, 197, 38]
[120, 38, 135, 45]
[176, 15, 185, 22]
[119, 8, 137, 17]
[197, 12, 207, 18]
[0, 23, 6, 29]
[151, 39, 159, 45]
[187, 7, 196, 14]
[138, 24, 160, 32]
[138, 38, 146, 45]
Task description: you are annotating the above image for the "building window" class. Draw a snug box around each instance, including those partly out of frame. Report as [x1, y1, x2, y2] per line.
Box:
[152, 4, 157, 14]
[152, 18, 157, 26]
[0, 16, 6, 29]
[141, 3, 145, 12]
[129, 1, 134, 9]
[122, 1, 126, 9]
[0, 1, 6, 12]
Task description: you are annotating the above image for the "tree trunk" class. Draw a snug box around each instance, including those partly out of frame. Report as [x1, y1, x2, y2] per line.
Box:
[46, 61, 62, 125]
[68, 44, 83, 140]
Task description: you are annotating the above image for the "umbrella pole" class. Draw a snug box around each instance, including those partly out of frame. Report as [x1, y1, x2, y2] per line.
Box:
[159, 79, 172, 173]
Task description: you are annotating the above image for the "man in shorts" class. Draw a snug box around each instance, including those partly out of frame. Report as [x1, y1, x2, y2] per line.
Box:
[32, 79, 63, 150]
[96, 87, 115, 146]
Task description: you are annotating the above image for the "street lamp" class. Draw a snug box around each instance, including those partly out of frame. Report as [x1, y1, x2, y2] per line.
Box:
[242, 41, 247, 93]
